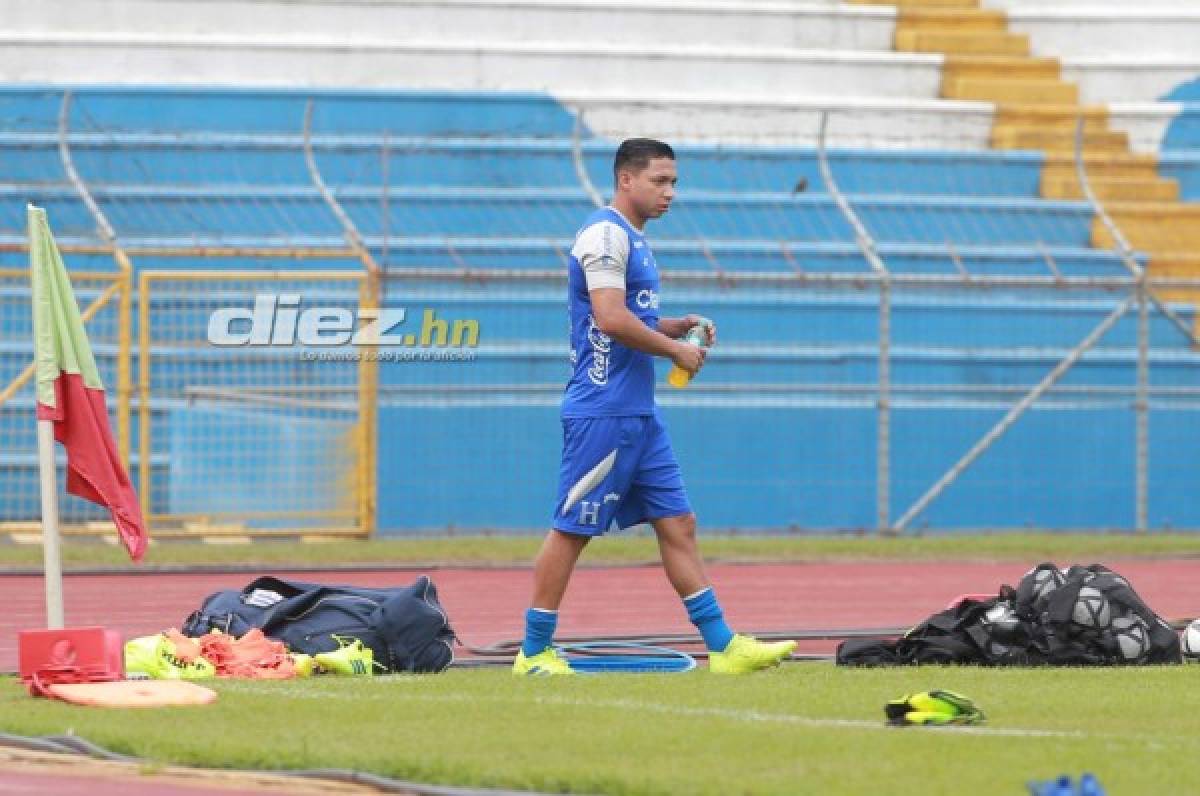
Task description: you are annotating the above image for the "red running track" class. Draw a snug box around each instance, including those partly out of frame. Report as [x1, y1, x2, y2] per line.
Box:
[3, 559, 1198, 795]
[3, 559, 1199, 672]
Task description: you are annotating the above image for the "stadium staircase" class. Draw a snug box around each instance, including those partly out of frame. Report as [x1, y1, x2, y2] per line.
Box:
[851, 0, 1200, 315]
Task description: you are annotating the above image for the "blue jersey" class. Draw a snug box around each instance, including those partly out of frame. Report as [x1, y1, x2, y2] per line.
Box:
[561, 207, 661, 418]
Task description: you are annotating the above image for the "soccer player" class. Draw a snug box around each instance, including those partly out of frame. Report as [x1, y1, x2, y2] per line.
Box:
[513, 138, 797, 675]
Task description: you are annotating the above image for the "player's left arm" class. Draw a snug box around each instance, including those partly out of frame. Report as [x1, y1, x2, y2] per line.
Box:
[658, 315, 717, 346]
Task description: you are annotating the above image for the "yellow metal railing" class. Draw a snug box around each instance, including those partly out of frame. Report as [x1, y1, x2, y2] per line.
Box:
[136, 269, 373, 538]
[2, 262, 376, 541]
[0, 268, 124, 411]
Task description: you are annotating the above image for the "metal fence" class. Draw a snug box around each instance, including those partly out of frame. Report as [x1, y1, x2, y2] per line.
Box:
[1, 88, 1199, 537]
[0, 90, 378, 539]
[573, 101, 1200, 533]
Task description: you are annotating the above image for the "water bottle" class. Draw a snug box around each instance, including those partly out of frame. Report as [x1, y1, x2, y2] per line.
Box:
[667, 323, 708, 388]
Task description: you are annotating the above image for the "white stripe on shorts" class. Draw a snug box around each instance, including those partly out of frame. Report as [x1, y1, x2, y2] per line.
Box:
[560, 448, 618, 516]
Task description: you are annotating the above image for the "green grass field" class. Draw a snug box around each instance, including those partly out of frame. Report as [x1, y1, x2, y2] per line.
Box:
[3, 663, 1197, 794]
[5, 533, 1197, 793]
[1, 531, 1198, 570]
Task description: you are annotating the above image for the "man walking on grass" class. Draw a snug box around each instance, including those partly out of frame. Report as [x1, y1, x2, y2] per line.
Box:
[513, 138, 797, 675]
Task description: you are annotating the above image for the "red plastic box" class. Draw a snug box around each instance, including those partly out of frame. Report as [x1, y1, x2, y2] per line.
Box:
[18, 626, 124, 696]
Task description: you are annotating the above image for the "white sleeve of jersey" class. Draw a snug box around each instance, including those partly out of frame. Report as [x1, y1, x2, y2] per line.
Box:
[571, 220, 629, 291]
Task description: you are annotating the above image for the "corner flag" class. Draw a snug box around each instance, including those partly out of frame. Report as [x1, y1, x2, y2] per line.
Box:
[30, 204, 147, 562]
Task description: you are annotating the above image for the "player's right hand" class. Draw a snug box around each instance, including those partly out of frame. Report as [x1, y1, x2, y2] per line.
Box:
[671, 340, 706, 375]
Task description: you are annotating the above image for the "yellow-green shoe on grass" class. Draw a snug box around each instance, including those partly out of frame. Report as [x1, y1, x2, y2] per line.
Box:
[512, 647, 574, 676]
[885, 690, 985, 726]
[290, 652, 317, 678]
[708, 634, 797, 674]
[314, 636, 376, 676]
[124, 634, 216, 680]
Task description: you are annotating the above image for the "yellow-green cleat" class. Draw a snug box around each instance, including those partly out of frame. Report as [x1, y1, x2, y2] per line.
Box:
[124, 634, 216, 680]
[314, 635, 377, 676]
[708, 634, 797, 674]
[885, 690, 985, 726]
[290, 652, 317, 678]
[512, 647, 574, 676]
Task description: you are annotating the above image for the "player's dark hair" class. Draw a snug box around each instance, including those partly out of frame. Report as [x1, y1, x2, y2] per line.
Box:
[613, 138, 675, 181]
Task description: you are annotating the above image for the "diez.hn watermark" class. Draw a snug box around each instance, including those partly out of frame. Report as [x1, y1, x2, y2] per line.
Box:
[207, 294, 479, 362]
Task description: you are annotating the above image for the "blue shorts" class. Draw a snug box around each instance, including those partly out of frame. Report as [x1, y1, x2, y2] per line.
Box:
[553, 414, 692, 536]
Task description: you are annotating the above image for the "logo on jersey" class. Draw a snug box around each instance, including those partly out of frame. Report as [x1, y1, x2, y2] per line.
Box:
[586, 314, 611, 386]
[635, 289, 660, 310]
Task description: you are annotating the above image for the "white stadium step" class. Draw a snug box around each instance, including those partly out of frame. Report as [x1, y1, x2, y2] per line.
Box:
[1000, 8, 1200, 59]
[987, 1, 1200, 9]
[563, 93, 995, 149]
[564, 93, 1186, 154]
[985, 3, 1200, 103]
[0, 0, 898, 53]
[1105, 103, 1186, 155]
[1064, 58, 1200, 103]
[0, 34, 944, 98]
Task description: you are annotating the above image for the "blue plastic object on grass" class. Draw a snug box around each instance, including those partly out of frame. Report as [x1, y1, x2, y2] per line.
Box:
[1026, 773, 1106, 796]
[559, 642, 697, 674]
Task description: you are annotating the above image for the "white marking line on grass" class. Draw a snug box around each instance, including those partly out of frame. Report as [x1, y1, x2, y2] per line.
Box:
[527, 695, 1082, 739]
[216, 682, 1081, 740]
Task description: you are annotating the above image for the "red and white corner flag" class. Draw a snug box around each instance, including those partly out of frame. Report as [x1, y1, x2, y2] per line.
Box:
[30, 204, 148, 566]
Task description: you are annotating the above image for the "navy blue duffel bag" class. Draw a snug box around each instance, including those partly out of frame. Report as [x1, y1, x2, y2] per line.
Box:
[182, 574, 456, 673]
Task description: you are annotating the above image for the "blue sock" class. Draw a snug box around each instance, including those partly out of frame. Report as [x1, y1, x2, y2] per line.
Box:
[684, 587, 734, 652]
[522, 608, 558, 657]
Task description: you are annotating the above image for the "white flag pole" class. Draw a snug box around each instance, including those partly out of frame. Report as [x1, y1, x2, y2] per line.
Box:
[36, 414, 65, 629]
[30, 202, 65, 628]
